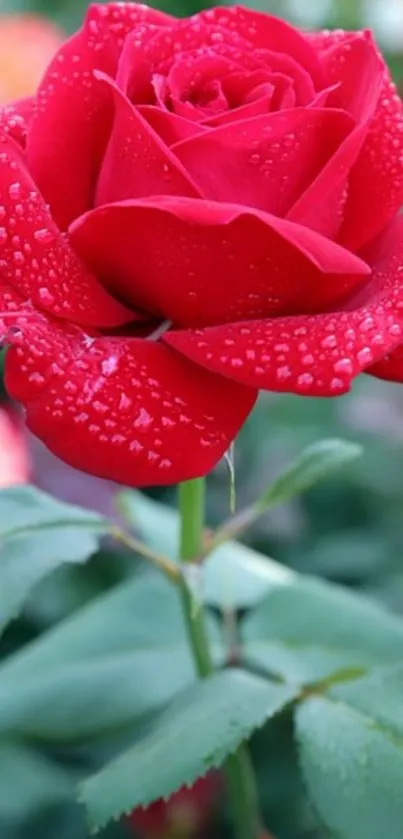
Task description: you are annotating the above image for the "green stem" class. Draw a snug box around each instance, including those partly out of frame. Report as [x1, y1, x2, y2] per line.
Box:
[178, 478, 260, 839]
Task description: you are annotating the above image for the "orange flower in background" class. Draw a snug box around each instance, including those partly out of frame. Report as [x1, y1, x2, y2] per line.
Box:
[0, 405, 30, 486]
[0, 14, 63, 103]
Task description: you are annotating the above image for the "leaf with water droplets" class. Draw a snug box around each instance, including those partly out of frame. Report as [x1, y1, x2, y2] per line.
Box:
[0, 484, 108, 632]
[80, 669, 297, 830]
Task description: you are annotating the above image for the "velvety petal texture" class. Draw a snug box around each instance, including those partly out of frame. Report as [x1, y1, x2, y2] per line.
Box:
[1, 2, 403, 487]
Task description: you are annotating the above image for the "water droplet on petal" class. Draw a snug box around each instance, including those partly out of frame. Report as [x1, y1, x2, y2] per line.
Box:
[34, 228, 54, 245]
[334, 358, 353, 375]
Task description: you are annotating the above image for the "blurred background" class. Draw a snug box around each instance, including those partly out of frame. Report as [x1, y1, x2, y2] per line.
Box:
[1, 0, 403, 838]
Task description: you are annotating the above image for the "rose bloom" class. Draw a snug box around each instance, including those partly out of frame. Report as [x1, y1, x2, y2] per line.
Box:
[1, 3, 403, 486]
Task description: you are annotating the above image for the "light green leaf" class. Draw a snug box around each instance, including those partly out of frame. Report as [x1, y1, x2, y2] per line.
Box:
[118, 490, 292, 609]
[296, 693, 403, 839]
[258, 438, 362, 510]
[0, 485, 108, 631]
[80, 669, 298, 830]
[0, 573, 222, 741]
[242, 576, 403, 685]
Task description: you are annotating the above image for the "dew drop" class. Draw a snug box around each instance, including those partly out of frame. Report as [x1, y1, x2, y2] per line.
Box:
[38, 287, 55, 305]
[13, 251, 25, 266]
[134, 406, 152, 428]
[8, 183, 21, 200]
[334, 358, 353, 375]
[28, 372, 45, 385]
[297, 372, 314, 387]
[357, 347, 373, 365]
[118, 392, 132, 410]
[0, 227, 8, 246]
[34, 228, 54, 245]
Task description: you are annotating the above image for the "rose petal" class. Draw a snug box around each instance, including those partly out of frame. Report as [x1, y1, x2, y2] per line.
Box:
[197, 6, 323, 87]
[172, 108, 354, 214]
[27, 3, 172, 229]
[138, 105, 207, 145]
[339, 68, 403, 250]
[287, 38, 383, 239]
[117, 19, 257, 103]
[321, 33, 383, 122]
[204, 91, 275, 126]
[164, 216, 403, 396]
[70, 195, 369, 329]
[367, 347, 403, 382]
[95, 73, 203, 205]
[0, 96, 34, 146]
[0, 135, 133, 328]
[4, 316, 256, 486]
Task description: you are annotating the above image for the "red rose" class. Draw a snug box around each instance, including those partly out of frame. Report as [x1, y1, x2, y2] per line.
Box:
[1, 4, 403, 486]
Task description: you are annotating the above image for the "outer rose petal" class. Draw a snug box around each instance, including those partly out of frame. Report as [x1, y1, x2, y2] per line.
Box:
[27, 3, 172, 229]
[4, 318, 257, 487]
[287, 37, 383, 239]
[0, 136, 133, 328]
[196, 6, 323, 87]
[70, 196, 369, 329]
[164, 217, 403, 396]
[368, 347, 403, 383]
[321, 34, 383, 123]
[339, 69, 403, 250]
[95, 74, 203, 205]
[172, 108, 354, 215]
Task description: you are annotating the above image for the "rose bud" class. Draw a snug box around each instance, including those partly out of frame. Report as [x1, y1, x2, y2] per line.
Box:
[0, 5, 403, 485]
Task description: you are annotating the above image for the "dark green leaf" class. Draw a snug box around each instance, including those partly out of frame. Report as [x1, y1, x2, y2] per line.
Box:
[80, 669, 298, 829]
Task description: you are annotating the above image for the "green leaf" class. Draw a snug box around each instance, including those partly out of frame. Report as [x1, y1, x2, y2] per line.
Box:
[258, 438, 362, 510]
[80, 669, 298, 829]
[0, 486, 109, 631]
[0, 573, 222, 741]
[118, 490, 292, 609]
[330, 662, 403, 738]
[296, 693, 403, 839]
[242, 576, 403, 685]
